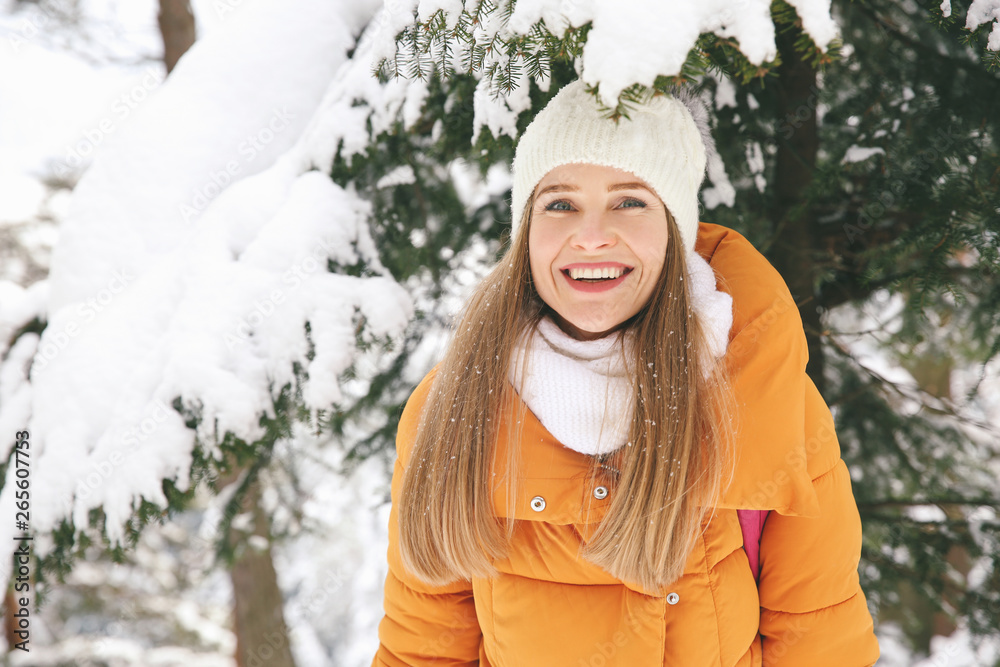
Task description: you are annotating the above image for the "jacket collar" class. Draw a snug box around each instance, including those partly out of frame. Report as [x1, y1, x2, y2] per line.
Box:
[490, 387, 820, 524]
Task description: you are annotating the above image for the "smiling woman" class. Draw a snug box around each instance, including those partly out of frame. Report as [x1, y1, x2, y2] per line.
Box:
[529, 164, 670, 339]
[373, 80, 880, 667]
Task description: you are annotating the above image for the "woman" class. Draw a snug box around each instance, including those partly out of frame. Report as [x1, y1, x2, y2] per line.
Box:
[372, 80, 880, 666]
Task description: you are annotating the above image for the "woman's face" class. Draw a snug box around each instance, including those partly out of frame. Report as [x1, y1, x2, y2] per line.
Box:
[528, 163, 670, 340]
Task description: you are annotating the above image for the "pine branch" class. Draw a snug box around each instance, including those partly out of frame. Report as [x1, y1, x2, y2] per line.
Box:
[853, 2, 1000, 84]
[825, 333, 999, 435]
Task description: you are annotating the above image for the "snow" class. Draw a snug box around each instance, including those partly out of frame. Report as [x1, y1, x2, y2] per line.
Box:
[712, 74, 738, 110]
[448, 159, 513, 214]
[0, 333, 38, 460]
[843, 145, 887, 164]
[269, 428, 393, 666]
[0, 25, 148, 222]
[878, 623, 1000, 666]
[433, 0, 542, 139]
[2, 0, 998, 664]
[701, 148, 736, 210]
[0, 0, 414, 579]
[746, 141, 767, 192]
[0, 280, 48, 355]
[377, 0, 840, 109]
[786, 0, 839, 51]
[9, 638, 236, 667]
[472, 72, 534, 143]
[44, 0, 365, 311]
[0, 0, 254, 226]
[576, 0, 778, 106]
[966, 0, 1000, 51]
[376, 164, 416, 189]
[297, 34, 430, 173]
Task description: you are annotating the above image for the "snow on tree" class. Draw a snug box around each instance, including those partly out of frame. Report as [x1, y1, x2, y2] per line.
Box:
[0, 0, 415, 581]
[375, 0, 839, 105]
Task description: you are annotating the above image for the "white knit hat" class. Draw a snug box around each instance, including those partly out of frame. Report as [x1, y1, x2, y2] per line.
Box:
[511, 80, 709, 253]
[511, 80, 732, 359]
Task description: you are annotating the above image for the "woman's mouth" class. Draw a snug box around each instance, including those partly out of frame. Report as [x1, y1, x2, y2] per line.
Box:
[560, 265, 633, 292]
[566, 266, 631, 281]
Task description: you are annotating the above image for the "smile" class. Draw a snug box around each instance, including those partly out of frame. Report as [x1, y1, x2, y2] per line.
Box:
[560, 264, 633, 293]
[566, 266, 631, 281]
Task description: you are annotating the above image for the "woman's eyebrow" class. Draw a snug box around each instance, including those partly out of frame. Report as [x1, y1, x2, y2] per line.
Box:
[536, 181, 653, 196]
[608, 182, 654, 193]
[537, 183, 579, 196]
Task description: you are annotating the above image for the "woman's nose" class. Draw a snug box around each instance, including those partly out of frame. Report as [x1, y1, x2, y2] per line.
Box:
[570, 212, 617, 251]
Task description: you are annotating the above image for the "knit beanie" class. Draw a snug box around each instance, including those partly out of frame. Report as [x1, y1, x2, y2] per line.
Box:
[511, 80, 709, 253]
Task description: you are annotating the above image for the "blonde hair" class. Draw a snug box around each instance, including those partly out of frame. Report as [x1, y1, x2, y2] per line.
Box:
[398, 193, 733, 592]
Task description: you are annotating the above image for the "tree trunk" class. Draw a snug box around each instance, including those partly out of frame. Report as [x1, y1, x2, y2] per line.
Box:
[770, 29, 826, 397]
[156, 4, 289, 662]
[222, 469, 296, 667]
[908, 353, 968, 641]
[157, 0, 196, 74]
[3, 589, 20, 650]
[230, 481, 297, 667]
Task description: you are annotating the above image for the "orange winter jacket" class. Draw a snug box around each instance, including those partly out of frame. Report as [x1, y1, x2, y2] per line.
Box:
[373, 222, 880, 667]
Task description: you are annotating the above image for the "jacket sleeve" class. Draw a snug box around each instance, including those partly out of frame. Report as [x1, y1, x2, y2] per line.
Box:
[744, 301, 878, 665]
[373, 371, 483, 667]
[757, 441, 879, 666]
[703, 225, 879, 666]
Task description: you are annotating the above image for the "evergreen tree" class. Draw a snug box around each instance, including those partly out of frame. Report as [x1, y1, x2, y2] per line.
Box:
[6, 0, 997, 660]
[352, 0, 1000, 655]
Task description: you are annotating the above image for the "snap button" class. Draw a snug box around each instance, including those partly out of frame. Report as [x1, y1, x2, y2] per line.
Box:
[666, 592, 680, 605]
[530, 496, 546, 512]
[593, 485, 608, 500]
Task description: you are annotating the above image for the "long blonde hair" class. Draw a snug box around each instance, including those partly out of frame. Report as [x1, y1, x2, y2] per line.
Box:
[398, 192, 733, 592]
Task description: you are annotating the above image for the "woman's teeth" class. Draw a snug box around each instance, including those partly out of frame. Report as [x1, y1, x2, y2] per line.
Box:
[568, 267, 628, 281]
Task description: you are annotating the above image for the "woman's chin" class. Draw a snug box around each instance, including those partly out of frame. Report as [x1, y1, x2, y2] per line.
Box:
[549, 312, 626, 341]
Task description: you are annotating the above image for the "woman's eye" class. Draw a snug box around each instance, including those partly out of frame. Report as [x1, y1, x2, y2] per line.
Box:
[619, 197, 646, 209]
[544, 200, 573, 212]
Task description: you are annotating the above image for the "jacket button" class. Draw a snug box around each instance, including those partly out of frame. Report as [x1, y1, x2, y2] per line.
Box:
[666, 592, 680, 605]
[530, 496, 546, 512]
[593, 485, 608, 500]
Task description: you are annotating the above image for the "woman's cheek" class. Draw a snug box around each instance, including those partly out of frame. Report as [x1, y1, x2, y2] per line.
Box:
[529, 262, 555, 307]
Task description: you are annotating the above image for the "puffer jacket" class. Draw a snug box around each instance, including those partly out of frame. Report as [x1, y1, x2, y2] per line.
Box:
[373, 222, 880, 666]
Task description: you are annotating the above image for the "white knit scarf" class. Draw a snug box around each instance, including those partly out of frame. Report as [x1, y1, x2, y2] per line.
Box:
[508, 249, 733, 457]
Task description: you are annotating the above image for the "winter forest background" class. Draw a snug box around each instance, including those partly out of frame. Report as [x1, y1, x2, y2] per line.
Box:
[0, 0, 998, 665]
